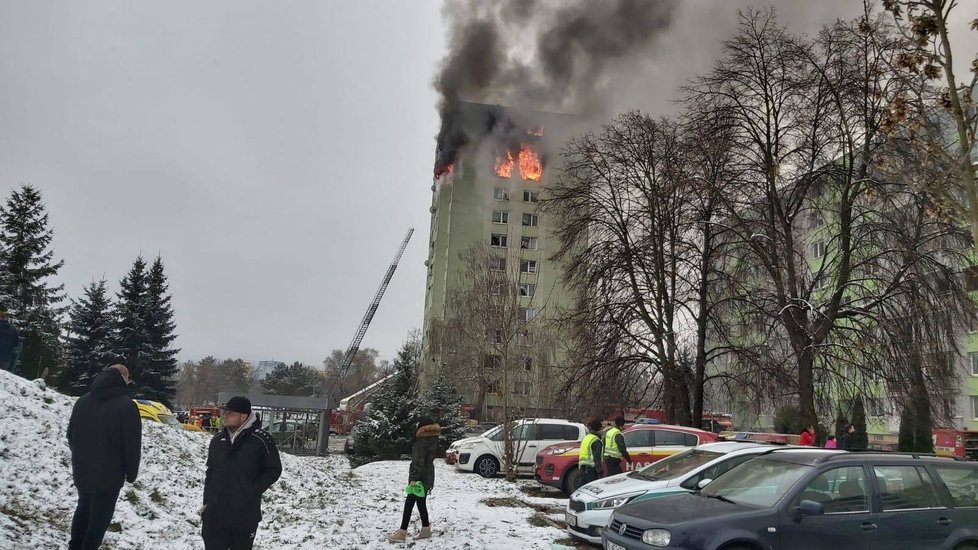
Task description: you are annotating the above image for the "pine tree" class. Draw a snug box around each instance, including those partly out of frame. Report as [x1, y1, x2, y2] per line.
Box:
[59, 280, 115, 395]
[112, 256, 152, 394]
[141, 256, 179, 406]
[352, 336, 421, 459]
[0, 185, 66, 381]
[897, 396, 935, 453]
[850, 396, 869, 451]
[420, 372, 465, 454]
[262, 362, 324, 396]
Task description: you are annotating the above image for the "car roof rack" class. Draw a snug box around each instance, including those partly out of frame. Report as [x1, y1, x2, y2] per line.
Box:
[823, 450, 965, 462]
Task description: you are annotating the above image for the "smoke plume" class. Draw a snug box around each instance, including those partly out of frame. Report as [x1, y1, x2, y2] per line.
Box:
[433, 0, 678, 176]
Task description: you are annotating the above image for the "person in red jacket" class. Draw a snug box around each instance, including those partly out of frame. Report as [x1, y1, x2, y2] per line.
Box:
[799, 425, 816, 446]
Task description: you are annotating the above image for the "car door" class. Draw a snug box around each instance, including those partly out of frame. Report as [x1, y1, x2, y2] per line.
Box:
[622, 429, 654, 469]
[930, 463, 978, 545]
[651, 429, 693, 465]
[872, 464, 951, 549]
[778, 465, 878, 550]
[524, 423, 569, 467]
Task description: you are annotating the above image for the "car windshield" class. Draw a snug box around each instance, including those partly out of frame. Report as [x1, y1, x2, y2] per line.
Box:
[158, 414, 181, 427]
[634, 450, 722, 481]
[483, 425, 503, 440]
[701, 457, 810, 508]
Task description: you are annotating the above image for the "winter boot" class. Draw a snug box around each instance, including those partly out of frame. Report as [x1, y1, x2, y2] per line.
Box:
[387, 529, 407, 543]
[416, 526, 432, 540]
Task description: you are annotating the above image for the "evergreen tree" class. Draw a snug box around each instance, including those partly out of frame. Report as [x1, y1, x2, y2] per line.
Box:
[352, 336, 421, 460]
[897, 396, 935, 453]
[262, 361, 324, 396]
[112, 256, 152, 393]
[850, 396, 869, 451]
[420, 372, 465, 454]
[59, 280, 115, 395]
[0, 185, 66, 381]
[142, 256, 179, 405]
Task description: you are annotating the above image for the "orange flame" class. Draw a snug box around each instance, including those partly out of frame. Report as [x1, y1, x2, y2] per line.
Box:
[495, 151, 514, 178]
[518, 143, 543, 182]
[434, 163, 454, 179]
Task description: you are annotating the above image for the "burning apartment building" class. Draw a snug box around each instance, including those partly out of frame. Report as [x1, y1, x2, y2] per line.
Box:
[420, 102, 582, 421]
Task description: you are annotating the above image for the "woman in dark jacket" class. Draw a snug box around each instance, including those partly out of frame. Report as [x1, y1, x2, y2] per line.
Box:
[388, 417, 441, 543]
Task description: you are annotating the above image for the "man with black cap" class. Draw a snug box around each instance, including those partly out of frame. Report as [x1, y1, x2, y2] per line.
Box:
[202, 396, 282, 550]
[66, 364, 141, 550]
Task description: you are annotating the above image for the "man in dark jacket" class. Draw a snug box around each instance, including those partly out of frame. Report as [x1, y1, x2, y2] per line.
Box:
[66, 364, 142, 550]
[838, 424, 855, 450]
[202, 396, 282, 550]
[0, 304, 21, 372]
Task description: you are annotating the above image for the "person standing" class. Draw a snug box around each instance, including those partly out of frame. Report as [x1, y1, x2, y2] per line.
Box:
[799, 425, 816, 447]
[0, 304, 21, 373]
[578, 419, 604, 488]
[838, 424, 855, 450]
[388, 417, 441, 543]
[603, 416, 632, 477]
[66, 364, 142, 550]
[824, 435, 837, 449]
[202, 397, 282, 550]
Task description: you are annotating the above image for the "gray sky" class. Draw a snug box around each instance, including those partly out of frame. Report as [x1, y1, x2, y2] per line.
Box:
[1, 1, 975, 366]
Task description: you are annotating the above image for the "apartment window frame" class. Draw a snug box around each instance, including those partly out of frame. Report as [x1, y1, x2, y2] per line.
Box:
[490, 233, 508, 248]
[972, 395, 978, 420]
[520, 260, 538, 274]
[519, 283, 536, 297]
[489, 257, 506, 272]
[523, 190, 539, 203]
[491, 210, 509, 224]
[811, 240, 826, 258]
[970, 352, 978, 376]
[521, 236, 538, 250]
[522, 213, 539, 227]
[519, 307, 537, 321]
[523, 357, 533, 371]
[493, 187, 510, 201]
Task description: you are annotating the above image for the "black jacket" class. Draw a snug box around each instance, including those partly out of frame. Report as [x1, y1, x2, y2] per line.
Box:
[66, 369, 142, 493]
[203, 415, 282, 527]
[408, 423, 441, 493]
[0, 318, 20, 366]
[838, 430, 853, 450]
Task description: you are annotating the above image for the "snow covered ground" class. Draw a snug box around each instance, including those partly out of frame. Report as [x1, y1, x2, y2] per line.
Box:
[0, 370, 576, 549]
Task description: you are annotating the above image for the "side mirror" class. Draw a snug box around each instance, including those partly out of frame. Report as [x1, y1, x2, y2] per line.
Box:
[697, 478, 713, 490]
[794, 499, 824, 520]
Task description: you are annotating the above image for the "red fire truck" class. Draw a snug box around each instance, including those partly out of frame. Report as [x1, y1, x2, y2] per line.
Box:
[933, 428, 978, 460]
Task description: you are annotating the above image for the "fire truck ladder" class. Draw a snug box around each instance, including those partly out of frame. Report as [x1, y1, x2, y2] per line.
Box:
[335, 227, 414, 381]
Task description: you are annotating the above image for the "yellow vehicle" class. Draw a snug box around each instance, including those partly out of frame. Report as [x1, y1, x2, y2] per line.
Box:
[134, 399, 202, 431]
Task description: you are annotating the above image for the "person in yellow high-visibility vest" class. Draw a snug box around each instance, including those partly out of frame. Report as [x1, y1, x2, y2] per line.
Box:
[603, 416, 632, 476]
[577, 419, 604, 489]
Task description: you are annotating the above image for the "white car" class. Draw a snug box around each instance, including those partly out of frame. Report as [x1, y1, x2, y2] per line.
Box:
[565, 441, 800, 545]
[454, 418, 586, 478]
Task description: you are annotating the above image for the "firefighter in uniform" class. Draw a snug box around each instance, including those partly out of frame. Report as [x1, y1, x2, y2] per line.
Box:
[577, 418, 604, 488]
[603, 416, 632, 476]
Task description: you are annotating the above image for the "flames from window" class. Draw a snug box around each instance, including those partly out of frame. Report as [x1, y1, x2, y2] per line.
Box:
[435, 163, 455, 180]
[495, 143, 542, 182]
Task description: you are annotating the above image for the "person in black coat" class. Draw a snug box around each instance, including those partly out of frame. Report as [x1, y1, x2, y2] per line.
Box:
[0, 304, 21, 372]
[838, 424, 855, 450]
[66, 364, 142, 550]
[388, 416, 441, 543]
[202, 396, 282, 550]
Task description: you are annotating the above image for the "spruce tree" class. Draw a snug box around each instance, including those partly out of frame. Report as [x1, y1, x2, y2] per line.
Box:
[352, 336, 420, 459]
[112, 256, 152, 394]
[262, 362, 324, 396]
[420, 372, 465, 453]
[0, 185, 66, 380]
[142, 256, 179, 405]
[59, 280, 115, 395]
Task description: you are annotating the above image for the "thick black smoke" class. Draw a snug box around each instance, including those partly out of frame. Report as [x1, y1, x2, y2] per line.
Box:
[433, 0, 678, 176]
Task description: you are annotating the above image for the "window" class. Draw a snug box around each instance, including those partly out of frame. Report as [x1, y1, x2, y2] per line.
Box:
[873, 465, 941, 510]
[933, 466, 978, 507]
[811, 213, 825, 228]
[683, 433, 699, 446]
[523, 190, 539, 203]
[972, 396, 978, 420]
[539, 424, 579, 440]
[483, 355, 501, 370]
[490, 281, 505, 296]
[795, 466, 869, 513]
[970, 353, 978, 376]
[653, 430, 688, 446]
[494, 187, 509, 201]
[516, 330, 533, 346]
[868, 398, 887, 417]
[522, 213, 539, 227]
[519, 307, 537, 321]
[489, 257, 506, 272]
[520, 260, 538, 274]
[521, 236, 538, 250]
[523, 357, 533, 371]
[811, 240, 826, 258]
[491, 210, 509, 224]
[488, 330, 502, 344]
[513, 382, 530, 396]
[490, 233, 507, 248]
[813, 272, 828, 291]
[519, 283, 536, 297]
[623, 429, 654, 448]
[487, 380, 501, 394]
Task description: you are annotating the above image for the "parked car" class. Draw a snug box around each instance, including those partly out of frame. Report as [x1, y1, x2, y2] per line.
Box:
[536, 424, 718, 494]
[446, 425, 502, 465]
[565, 441, 791, 545]
[454, 418, 586, 478]
[603, 449, 978, 550]
[134, 399, 201, 431]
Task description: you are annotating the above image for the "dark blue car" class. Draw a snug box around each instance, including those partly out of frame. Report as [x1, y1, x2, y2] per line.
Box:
[603, 449, 978, 550]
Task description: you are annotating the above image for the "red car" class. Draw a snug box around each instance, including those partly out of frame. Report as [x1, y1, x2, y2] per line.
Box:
[534, 424, 718, 494]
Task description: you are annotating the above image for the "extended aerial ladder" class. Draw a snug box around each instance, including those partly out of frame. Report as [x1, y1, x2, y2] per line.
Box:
[334, 227, 414, 382]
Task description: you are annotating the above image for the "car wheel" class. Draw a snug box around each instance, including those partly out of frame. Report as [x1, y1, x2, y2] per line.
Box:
[562, 466, 580, 495]
[475, 455, 500, 478]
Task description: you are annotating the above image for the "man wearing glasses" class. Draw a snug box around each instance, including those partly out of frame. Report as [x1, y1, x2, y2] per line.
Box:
[202, 396, 282, 550]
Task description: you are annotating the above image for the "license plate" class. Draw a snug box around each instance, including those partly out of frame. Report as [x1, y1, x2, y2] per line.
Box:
[606, 542, 626, 550]
[564, 512, 577, 527]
